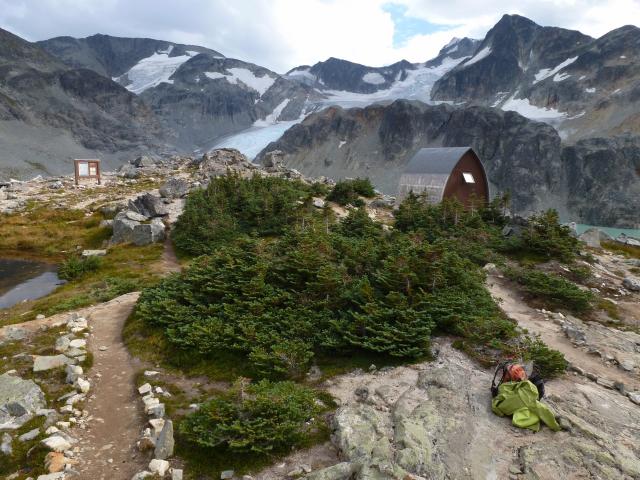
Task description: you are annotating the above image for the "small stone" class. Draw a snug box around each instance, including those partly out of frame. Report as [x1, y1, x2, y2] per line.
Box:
[44, 452, 67, 473]
[18, 428, 40, 442]
[75, 378, 90, 393]
[171, 469, 184, 480]
[33, 355, 74, 372]
[154, 419, 174, 460]
[45, 426, 59, 435]
[144, 370, 159, 377]
[55, 336, 71, 352]
[287, 467, 304, 477]
[148, 403, 165, 418]
[509, 465, 522, 474]
[620, 360, 635, 372]
[139, 383, 152, 395]
[628, 392, 640, 405]
[131, 471, 153, 480]
[81, 249, 107, 257]
[99, 346, 108, 351]
[69, 339, 86, 349]
[1, 433, 12, 455]
[221, 470, 234, 480]
[36, 314, 46, 320]
[41, 435, 71, 452]
[149, 459, 170, 476]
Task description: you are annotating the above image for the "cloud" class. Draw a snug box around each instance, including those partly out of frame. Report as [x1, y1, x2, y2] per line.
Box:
[0, 0, 636, 72]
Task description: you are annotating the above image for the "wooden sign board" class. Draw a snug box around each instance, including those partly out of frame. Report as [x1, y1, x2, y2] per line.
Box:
[74, 159, 101, 185]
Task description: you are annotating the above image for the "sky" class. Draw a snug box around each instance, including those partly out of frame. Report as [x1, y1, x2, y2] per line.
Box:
[0, 0, 638, 73]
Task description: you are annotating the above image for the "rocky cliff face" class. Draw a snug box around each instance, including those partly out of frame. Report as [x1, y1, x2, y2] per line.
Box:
[431, 15, 640, 141]
[257, 100, 640, 226]
[0, 28, 169, 180]
[37, 34, 222, 79]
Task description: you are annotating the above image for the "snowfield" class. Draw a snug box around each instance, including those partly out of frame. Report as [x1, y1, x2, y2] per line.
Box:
[362, 72, 386, 85]
[205, 68, 276, 96]
[533, 56, 578, 84]
[463, 46, 492, 67]
[501, 93, 565, 120]
[115, 48, 199, 94]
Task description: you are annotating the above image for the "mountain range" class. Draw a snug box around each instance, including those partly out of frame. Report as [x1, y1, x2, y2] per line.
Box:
[0, 14, 638, 226]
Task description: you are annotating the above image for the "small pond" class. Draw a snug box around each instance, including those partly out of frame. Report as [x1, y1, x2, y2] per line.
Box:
[0, 259, 63, 309]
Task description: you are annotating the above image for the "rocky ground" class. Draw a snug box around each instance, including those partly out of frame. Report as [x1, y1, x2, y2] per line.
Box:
[1, 150, 640, 479]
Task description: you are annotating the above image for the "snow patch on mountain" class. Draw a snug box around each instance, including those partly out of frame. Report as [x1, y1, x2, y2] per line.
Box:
[533, 56, 578, 84]
[115, 49, 199, 94]
[318, 56, 469, 108]
[254, 99, 291, 126]
[463, 46, 492, 67]
[362, 72, 386, 85]
[502, 93, 565, 119]
[553, 72, 571, 82]
[205, 68, 275, 96]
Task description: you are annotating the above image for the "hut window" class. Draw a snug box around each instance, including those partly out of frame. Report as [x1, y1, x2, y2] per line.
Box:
[462, 172, 475, 184]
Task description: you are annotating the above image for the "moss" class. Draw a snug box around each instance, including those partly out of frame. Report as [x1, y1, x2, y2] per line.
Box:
[602, 241, 640, 259]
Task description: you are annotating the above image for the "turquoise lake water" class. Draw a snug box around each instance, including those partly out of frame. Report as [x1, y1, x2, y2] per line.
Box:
[573, 224, 640, 240]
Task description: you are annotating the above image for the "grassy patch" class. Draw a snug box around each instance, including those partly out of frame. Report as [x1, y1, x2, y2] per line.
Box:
[602, 241, 640, 259]
[0, 242, 163, 326]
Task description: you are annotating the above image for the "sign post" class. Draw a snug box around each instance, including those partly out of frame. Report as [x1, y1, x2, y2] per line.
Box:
[74, 159, 101, 186]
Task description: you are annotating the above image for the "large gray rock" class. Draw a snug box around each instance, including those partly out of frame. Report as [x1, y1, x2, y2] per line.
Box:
[129, 193, 168, 218]
[132, 218, 165, 246]
[111, 211, 139, 244]
[159, 178, 190, 198]
[310, 342, 640, 480]
[304, 462, 357, 480]
[622, 277, 640, 292]
[133, 155, 156, 168]
[0, 373, 46, 429]
[578, 228, 601, 248]
[118, 164, 141, 179]
[154, 419, 174, 460]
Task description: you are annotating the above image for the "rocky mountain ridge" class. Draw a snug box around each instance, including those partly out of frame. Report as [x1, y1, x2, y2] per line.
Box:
[257, 100, 640, 227]
[432, 14, 640, 141]
[0, 28, 170, 180]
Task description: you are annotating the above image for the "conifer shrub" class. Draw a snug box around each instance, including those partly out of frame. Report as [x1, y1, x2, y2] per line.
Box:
[520, 336, 568, 378]
[504, 266, 594, 314]
[58, 254, 102, 280]
[139, 206, 515, 377]
[326, 178, 376, 206]
[171, 172, 315, 256]
[179, 379, 325, 455]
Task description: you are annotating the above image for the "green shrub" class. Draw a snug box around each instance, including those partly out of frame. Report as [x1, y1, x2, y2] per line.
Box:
[505, 266, 594, 314]
[501, 210, 580, 263]
[180, 379, 325, 455]
[58, 255, 102, 280]
[172, 172, 314, 256]
[326, 178, 376, 206]
[521, 336, 568, 378]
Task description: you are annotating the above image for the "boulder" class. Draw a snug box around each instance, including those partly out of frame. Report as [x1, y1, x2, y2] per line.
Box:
[18, 427, 40, 442]
[129, 193, 168, 218]
[133, 218, 165, 246]
[118, 163, 141, 179]
[133, 156, 156, 168]
[262, 150, 284, 168]
[154, 419, 174, 460]
[578, 228, 601, 248]
[622, 277, 640, 292]
[171, 469, 184, 480]
[111, 211, 139, 244]
[159, 178, 190, 198]
[0, 373, 46, 429]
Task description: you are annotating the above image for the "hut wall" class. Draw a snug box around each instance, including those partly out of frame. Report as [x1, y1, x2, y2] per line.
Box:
[442, 151, 489, 207]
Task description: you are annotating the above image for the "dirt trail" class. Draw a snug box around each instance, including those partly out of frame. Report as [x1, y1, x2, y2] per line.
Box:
[487, 274, 640, 392]
[72, 292, 144, 478]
